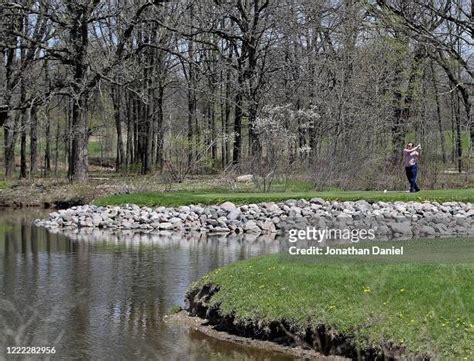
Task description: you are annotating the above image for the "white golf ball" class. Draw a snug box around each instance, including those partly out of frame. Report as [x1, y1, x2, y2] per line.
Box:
[384, 190, 387, 193]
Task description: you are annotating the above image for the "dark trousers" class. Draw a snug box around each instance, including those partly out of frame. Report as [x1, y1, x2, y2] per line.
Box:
[405, 164, 420, 192]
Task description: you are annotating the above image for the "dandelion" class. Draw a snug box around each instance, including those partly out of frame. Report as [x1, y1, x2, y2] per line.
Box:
[363, 287, 371, 293]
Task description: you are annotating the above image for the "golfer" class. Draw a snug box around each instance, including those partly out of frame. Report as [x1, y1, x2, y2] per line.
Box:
[404, 143, 421, 192]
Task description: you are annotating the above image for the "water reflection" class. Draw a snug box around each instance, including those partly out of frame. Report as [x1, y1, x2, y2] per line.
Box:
[0, 210, 292, 361]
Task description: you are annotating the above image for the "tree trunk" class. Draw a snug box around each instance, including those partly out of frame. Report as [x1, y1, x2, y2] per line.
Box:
[220, 74, 226, 168]
[67, 7, 90, 182]
[126, 92, 134, 167]
[233, 72, 244, 165]
[54, 113, 61, 176]
[112, 86, 125, 172]
[187, 62, 196, 167]
[132, 96, 140, 165]
[208, 86, 217, 163]
[156, 84, 164, 170]
[391, 47, 424, 162]
[430, 62, 446, 163]
[68, 97, 89, 181]
[30, 106, 38, 174]
[391, 77, 404, 162]
[2, 45, 15, 179]
[224, 53, 232, 167]
[450, 90, 456, 163]
[453, 89, 463, 172]
[248, 100, 260, 156]
[20, 109, 27, 178]
[44, 107, 51, 176]
[3, 123, 16, 179]
[143, 96, 153, 174]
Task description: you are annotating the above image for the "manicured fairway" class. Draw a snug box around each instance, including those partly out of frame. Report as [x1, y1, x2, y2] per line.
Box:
[95, 188, 474, 207]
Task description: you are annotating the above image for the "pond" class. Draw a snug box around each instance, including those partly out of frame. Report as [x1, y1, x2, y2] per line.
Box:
[1, 209, 471, 360]
[0, 210, 293, 361]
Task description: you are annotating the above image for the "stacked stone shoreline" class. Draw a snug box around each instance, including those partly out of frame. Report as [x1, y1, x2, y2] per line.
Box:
[34, 199, 474, 237]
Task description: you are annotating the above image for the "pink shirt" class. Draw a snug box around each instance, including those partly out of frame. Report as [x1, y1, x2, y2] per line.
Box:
[404, 150, 418, 167]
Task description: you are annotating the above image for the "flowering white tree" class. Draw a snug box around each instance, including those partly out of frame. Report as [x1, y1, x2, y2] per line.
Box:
[252, 105, 319, 191]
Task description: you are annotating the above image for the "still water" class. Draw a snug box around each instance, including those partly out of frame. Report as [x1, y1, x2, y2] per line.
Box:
[0, 210, 293, 361]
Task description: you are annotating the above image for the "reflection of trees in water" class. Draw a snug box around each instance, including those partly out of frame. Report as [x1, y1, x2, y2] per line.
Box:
[0, 297, 68, 354]
[0, 210, 284, 360]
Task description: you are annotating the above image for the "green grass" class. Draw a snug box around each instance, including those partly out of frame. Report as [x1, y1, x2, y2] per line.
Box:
[190, 238, 474, 358]
[94, 188, 474, 207]
[0, 181, 7, 190]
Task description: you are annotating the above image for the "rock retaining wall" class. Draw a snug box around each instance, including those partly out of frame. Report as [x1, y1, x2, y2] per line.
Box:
[34, 199, 474, 237]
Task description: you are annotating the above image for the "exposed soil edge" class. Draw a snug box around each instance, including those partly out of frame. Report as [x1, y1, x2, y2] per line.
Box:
[0, 202, 53, 209]
[185, 284, 432, 361]
[167, 310, 347, 360]
[0, 198, 85, 209]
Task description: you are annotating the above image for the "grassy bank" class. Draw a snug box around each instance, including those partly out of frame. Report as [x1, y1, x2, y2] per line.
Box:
[188, 239, 474, 358]
[95, 188, 474, 207]
[0, 170, 472, 208]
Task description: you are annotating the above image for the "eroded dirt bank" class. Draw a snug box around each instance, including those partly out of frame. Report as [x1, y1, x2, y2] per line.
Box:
[184, 284, 432, 361]
[166, 311, 346, 360]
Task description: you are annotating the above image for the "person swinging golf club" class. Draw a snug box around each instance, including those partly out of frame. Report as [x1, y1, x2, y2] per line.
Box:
[404, 142, 421, 192]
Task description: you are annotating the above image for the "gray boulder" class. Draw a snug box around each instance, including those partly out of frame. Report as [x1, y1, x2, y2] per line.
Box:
[227, 209, 241, 221]
[244, 220, 261, 233]
[220, 201, 236, 212]
[389, 222, 412, 234]
[159, 222, 175, 230]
